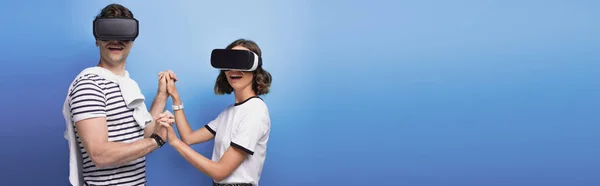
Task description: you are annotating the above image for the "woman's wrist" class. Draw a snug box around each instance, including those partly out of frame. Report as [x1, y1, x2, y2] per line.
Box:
[172, 94, 182, 105]
[170, 137, 183, 146]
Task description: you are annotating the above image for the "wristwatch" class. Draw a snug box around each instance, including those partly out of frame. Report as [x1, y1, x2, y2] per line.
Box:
[172, 104, 184, 111]
[150, 133, 165, 148]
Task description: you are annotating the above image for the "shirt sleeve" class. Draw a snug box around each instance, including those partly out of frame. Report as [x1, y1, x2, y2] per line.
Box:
[205, 109, 227, 135]
[204, 119, 218, 135]
[230, 113, 269, 155]
[68, 77, 107, 123]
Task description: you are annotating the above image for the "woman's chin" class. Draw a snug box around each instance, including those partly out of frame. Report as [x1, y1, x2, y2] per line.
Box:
[230, 84, 250, 93]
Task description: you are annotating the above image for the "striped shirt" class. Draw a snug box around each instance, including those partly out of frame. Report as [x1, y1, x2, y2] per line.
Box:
[69, 73, 146, 186]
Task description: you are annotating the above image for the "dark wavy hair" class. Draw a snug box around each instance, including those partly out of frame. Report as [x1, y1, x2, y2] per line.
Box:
[95, 4, 133, 20]
[214, 39, 272, 95]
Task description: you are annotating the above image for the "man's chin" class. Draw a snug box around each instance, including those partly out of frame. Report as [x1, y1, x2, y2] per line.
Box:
[107, 56, 125, 63]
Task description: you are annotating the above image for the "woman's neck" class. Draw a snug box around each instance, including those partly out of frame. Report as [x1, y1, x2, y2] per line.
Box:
[234, 86, 257, 104]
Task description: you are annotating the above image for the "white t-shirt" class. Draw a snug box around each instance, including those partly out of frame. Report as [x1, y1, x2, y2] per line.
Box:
[205, 96, 271, 185]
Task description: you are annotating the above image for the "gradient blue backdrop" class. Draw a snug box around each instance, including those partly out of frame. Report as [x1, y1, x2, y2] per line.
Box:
[1, 0, 599, 185]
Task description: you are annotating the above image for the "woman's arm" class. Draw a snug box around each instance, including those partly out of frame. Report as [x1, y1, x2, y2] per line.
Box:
[172, 94, 216, 145]
[163, 123, 246, 181]
[162, 70, 216, 145]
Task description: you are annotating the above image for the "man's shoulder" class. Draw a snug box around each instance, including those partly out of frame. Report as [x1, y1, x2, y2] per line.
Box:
[70, 73, 103, 88]
[71, 66, 112, 83]
[68, 68, 108, 94]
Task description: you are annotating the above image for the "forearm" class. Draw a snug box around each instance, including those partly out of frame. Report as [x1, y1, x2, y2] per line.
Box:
[93, 138, 159, 168]
[171, 94, 194, 143]
[170, 140, 225, 181]
[145, 93, 168, 137]
[150, 93, 168, 118]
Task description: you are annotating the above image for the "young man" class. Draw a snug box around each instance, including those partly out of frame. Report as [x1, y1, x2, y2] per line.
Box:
[62, 4, 172, 186]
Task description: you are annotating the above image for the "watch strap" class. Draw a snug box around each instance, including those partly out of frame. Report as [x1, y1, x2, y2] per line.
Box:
[150, 133, 164, 148]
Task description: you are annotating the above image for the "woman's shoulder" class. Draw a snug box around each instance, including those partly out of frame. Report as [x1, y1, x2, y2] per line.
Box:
[248, 97, 268, 109]
[241, 98, 270, 118]
[234, 96, 266, 109]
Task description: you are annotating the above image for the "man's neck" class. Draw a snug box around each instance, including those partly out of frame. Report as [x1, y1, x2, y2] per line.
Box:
[234, 86, 257, 104]
[97, 59, 126, 76]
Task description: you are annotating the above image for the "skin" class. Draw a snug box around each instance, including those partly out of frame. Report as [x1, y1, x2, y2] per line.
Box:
[74, 39, 173, 168]
[158, 45, 258, 181]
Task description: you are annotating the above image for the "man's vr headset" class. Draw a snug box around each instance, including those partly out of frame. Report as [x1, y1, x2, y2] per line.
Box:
[211, 49, 262, 71]
[93, 18, 139, 41]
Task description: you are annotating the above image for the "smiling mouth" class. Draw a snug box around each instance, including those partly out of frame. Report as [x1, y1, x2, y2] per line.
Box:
[230, 74, 242, 80]
[107, 46, 124, 51]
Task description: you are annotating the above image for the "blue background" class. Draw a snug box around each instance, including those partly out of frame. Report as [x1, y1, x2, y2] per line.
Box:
[1, 0, 599, 185]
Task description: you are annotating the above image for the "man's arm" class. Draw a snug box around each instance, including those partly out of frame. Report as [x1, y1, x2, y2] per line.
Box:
[144, 93, 168, 138]
[172, 94, 215, 145]
[69, 77, 164, 168]
[77, 117, 160, 168]
[144, 72, 170, 137]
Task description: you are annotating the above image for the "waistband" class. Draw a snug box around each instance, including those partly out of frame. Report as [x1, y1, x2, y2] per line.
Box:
[212, 182, 253, 186]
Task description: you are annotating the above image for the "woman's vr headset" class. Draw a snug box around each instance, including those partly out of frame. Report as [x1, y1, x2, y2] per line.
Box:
[211, 49, 262, 71]
[93, 18, 139, 41]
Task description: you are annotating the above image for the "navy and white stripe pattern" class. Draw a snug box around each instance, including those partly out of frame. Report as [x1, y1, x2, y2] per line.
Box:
[69, 74, 146, 186]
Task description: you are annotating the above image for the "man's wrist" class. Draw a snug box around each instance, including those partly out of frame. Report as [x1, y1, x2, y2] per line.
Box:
[149, 138, 160, 148]
[149, 133, 165, 148]
[156, 92, 168, 99]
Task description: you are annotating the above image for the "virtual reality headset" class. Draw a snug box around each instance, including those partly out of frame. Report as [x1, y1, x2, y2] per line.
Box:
[211, 49, 262, 71]
[93, 18, 139, 41]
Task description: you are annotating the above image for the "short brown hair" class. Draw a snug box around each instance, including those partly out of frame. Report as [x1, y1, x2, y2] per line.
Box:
[214, 39, 273, 95]
[94, 4, 134, 20]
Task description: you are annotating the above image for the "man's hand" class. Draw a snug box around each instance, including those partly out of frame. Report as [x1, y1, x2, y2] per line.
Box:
[159, 70, 178, 83]
[157, 72, 168, 97]
[154, 111, 174, 141]
[155, 110, 179, 144]
[159, 70, 179, 98]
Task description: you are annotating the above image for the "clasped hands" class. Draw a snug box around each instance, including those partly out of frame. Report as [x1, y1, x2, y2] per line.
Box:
[153, 70, 181, 145]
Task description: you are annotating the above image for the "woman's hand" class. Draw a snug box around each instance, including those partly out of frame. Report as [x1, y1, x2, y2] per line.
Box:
[157, 111, 179, 144]
[158, 70, 178, 95]
[158, 70, 179, 98]
[167, 76, 178, 98]
[153, 111, 173, 141]
[159, 117, 180, 145]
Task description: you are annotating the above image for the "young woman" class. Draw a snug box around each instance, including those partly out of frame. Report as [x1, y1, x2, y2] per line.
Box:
[158, 39, 272, 186]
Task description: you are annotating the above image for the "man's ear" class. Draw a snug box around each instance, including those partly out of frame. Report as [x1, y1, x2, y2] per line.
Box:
[95, 40, 99, 47]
